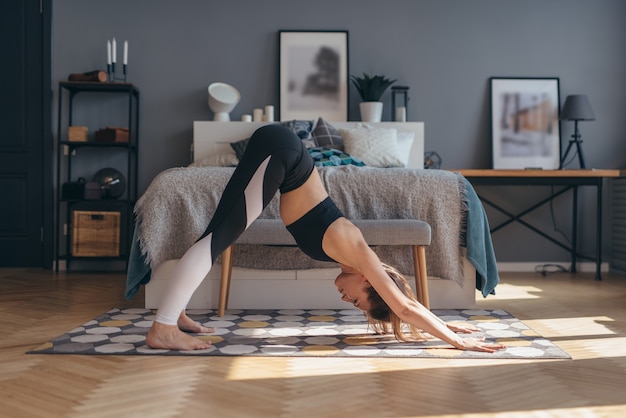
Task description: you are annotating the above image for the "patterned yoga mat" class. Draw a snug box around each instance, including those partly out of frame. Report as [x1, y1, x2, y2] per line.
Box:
[28, 308, 570, 359]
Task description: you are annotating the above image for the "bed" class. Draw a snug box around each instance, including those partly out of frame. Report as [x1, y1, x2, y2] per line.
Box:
[127, 120, 498, 310]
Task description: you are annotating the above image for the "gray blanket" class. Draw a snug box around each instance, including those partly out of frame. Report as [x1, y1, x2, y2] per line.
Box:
[134, 165, 467, 284]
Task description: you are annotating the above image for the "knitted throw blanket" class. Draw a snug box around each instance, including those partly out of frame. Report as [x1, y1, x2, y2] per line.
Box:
[135, 165, 467, 284]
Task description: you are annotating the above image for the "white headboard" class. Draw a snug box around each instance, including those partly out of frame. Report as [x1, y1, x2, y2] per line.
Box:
[193, 121, 425, 169]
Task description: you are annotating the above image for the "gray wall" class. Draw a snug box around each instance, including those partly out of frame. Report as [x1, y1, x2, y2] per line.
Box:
[52, 0, 626, 264]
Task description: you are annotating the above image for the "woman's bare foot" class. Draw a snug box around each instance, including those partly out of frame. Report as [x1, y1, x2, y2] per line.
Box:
[178, 311, 215, 334]
[146, 321, 212, 351]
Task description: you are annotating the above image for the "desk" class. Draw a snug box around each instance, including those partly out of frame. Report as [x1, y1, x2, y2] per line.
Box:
[454, 169, 621, 280]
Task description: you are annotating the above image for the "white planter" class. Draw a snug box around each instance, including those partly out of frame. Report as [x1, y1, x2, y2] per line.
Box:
[359, 101, 383, 122]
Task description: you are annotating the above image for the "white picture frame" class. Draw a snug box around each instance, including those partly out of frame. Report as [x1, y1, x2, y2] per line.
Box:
[490, 77, 561, 169]
[279, 30, 349, 121]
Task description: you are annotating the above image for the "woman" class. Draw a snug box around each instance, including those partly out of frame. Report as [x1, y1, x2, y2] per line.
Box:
[146, 124, 505, 353]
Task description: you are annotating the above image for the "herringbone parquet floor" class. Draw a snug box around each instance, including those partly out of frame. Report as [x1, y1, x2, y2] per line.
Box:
[1, 268, 625, 418]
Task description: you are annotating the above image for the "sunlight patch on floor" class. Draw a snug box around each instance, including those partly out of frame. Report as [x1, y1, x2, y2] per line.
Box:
[480, 283, 543, 300]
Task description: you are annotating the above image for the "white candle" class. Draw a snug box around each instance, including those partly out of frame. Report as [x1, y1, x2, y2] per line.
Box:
[123, 41, 128, 65]
[396, 106, 406, 122]
[241, 114, 252, 122]
[112, 38, 117, 63]
[107, 40, 111, 65]
[253, 108, 263, 122]
[264, 105, 274, 122]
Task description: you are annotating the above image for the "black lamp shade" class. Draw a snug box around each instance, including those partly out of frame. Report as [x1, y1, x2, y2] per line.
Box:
[560, 95, 595, 121]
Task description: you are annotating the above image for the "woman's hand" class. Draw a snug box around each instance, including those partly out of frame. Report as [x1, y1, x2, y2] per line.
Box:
[446, 322, 481, 334]
[457, 337, 506, 353]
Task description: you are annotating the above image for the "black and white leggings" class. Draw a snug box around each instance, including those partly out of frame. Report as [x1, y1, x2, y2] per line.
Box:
[155, 124, 314, 325]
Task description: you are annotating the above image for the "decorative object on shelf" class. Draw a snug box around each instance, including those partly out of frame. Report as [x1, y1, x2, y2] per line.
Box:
[106, 38, 129, 82]
[391, 85, 409, 122]
[208, 82, 241, 121]
[490, 77, 561, 169]
[351, 73, 397, 122]
[279, 30, 349, 121]
[559, 94, 595, 169]
[424, 151, 442, 169]
[264, 105, 274, 122]
[68, 126, 88, 142]
[68, 70, 107, 83]
[93, 168, 126, 199]
[95, 126, 129, 143]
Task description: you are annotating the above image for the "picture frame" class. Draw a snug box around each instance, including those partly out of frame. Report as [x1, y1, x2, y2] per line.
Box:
[278, 30, 349, 121]
[490, 77, 561, 169]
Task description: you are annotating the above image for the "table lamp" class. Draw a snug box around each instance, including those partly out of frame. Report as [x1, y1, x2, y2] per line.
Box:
[559, 94, 595, 169]
[208, 82, 241, 121]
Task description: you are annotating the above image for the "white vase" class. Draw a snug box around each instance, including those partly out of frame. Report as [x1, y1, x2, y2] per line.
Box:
[359, 101, 383, 122]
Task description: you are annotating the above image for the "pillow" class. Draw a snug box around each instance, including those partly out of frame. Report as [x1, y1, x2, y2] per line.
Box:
[311, 117, 343, 150]
[308, 147, 365, 168]
[189, 151, 239, 167]
[396, 131, 415, 167]
[339, 127, 404, 167]
[229, 137, 250, 160]
[278, 119, 314, 145]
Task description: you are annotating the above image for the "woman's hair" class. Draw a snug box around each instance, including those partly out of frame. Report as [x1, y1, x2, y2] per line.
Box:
[365, 263, 424, 341]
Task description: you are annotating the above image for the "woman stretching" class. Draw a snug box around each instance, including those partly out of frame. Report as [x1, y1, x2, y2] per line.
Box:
[146, 124, 505, 353]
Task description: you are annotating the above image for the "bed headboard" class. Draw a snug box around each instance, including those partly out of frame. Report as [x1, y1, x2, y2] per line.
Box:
[193, 121, 425, 169]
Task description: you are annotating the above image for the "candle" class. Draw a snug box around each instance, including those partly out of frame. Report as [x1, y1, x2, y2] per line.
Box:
[123, 41, 128, 65]
[241, 114, 252, 122]
[107, 40, 111, 65]
[253, 108, 263, 122]
[395, 106, 406, 122]
[264, 105, 274, 122]
[112, 38, 117, 63]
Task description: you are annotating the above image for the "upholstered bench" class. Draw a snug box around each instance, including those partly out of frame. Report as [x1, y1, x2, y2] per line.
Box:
[218, 219, 432, 316]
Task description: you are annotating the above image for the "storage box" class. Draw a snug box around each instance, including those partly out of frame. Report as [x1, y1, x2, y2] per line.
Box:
[95, 127, 129, 143]
[68, 126, 88, 142]
[72, 210, 120, 257]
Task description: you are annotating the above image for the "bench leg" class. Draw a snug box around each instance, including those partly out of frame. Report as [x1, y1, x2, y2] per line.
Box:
[412, 245, 430, 309]
[218, 246, 234, 317]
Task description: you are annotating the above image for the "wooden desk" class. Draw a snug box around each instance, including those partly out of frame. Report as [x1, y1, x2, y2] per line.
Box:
[452, 169, 621, 280]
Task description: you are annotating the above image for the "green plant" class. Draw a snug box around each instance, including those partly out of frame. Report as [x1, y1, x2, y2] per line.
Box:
[350, 73, 397, 102]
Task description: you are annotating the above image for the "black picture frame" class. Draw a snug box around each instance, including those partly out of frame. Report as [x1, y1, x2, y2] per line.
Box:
[490, 77, 561, 169]
[278, 30, 349, 121]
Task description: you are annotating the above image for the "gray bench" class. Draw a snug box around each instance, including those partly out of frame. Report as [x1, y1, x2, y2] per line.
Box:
[218, 219, 432, 316]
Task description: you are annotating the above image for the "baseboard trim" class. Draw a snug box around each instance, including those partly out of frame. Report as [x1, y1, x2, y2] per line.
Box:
[498, 261, 610, 273]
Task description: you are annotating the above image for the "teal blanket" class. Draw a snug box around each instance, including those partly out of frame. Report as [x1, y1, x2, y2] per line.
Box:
[462, 178, 499, 297]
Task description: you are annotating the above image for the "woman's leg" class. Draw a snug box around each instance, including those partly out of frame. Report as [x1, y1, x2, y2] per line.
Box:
[153, 125, 307, 326]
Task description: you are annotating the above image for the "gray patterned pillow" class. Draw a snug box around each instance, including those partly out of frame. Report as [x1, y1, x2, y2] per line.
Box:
[312, 117, 344, 150]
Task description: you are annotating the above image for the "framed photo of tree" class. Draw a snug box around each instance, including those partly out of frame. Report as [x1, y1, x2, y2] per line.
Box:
[278, 30, 349, 121]
[490, 77, 561, 169]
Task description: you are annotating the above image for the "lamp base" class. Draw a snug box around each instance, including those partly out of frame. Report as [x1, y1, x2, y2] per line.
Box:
[559, 120, 586, 169]
[559, 139, 586, 169]
[213, 112, 231, 122]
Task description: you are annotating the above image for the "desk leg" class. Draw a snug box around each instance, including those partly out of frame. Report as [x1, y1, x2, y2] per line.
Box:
[571, 186, 578, 273]
[596, 182, 603, 281]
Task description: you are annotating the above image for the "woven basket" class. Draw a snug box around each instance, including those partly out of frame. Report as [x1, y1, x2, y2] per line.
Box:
[72, 211, 120, 257]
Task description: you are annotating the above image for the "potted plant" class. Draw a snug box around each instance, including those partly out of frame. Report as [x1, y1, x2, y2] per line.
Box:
[350, 73, 397, 122]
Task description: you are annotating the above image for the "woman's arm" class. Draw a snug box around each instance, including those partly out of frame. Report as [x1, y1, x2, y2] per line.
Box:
[326, 220, 504, 352]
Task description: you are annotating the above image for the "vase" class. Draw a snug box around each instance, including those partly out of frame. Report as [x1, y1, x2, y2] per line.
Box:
[359, 101, 383, 122]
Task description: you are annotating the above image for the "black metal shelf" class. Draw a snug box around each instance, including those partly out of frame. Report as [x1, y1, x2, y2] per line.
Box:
[55, 82, 140, 271]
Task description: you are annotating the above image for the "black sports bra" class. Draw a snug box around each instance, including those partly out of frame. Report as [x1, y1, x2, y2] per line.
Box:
[286, 197, 343, 262]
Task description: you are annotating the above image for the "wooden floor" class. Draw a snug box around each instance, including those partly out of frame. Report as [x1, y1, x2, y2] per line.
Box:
[1, 269, 625, 418]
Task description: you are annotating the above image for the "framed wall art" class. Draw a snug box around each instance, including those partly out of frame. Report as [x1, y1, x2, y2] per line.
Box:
[490, 77, 561, 169]
[278, 30, 349, 121]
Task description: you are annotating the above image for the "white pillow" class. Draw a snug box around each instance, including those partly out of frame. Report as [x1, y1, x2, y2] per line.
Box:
[189, 151, 239, 167]
[340, 127, 403, 167]
[396, 131, 415, 167]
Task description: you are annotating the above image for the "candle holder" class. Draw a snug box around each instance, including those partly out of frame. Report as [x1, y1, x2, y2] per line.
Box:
[391, 86, 409, 121]
[107, 62, 128, 83]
